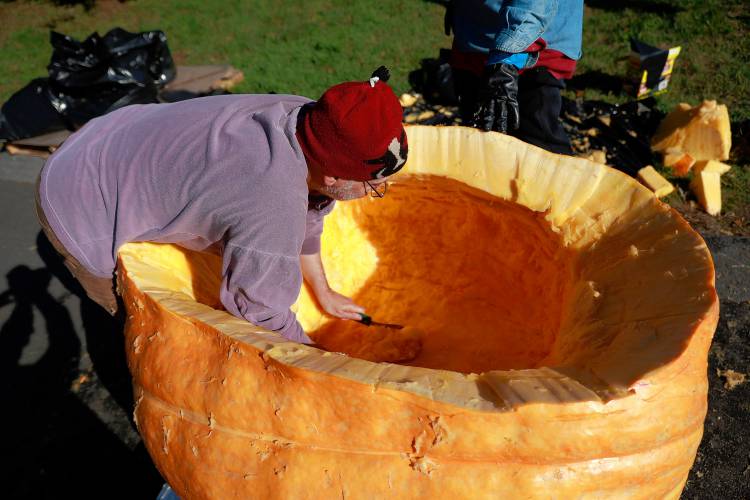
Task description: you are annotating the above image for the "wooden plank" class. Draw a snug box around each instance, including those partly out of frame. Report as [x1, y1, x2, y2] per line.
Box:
[5, 143, 53, 159]
[166, 65, 244, 94]
[8, 129, 71, 149]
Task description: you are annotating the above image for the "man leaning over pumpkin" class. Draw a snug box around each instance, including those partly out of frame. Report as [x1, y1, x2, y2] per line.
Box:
[35, 66, 407, 344]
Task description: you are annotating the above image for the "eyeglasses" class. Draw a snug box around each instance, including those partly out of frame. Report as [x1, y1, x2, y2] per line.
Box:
[364, 180, 388, 198]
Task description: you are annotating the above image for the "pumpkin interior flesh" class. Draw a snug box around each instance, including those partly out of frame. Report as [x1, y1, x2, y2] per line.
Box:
[303, 175, 577, 373]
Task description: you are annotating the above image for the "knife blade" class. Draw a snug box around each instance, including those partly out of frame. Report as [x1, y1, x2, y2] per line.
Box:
[358, 313, 404, 330]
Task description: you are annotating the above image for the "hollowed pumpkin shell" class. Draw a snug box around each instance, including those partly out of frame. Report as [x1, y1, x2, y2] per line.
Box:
[119, 125, 718, 499]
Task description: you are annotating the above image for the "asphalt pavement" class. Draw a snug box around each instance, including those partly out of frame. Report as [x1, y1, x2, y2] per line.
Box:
[0, 153, 162, 499]
[0, 151, 747, 499]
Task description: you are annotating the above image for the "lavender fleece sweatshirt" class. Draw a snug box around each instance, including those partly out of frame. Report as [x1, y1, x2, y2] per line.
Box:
[38, 94, 336, 343]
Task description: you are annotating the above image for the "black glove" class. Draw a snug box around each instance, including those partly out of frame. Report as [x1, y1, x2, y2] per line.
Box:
[472, 63, 520, 134]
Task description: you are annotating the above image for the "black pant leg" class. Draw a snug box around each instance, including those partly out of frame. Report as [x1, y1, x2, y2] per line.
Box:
[451, 68, 481, 124]
[512, 67, 573, 155]
[452, 65, 573, 155]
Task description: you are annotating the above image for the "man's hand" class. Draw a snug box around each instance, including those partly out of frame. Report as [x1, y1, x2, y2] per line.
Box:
[315, 288, 366, 321]
[472, 62, 521, 134]
[300, 252, 366, 321]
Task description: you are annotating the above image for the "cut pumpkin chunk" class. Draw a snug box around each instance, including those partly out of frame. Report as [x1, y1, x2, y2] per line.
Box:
[690, 169, 722, 215]
[585, 149, 607, 164]
[399, 92, 419, 107]
[652, 100, 731, 161]
[638, 165, 675, 197]
[693, 159, 731, 175]
[663, 150, 696, 176]
[689, 161, 731, 215]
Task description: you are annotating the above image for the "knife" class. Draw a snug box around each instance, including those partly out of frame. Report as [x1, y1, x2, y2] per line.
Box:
[358, 313, 404, 330]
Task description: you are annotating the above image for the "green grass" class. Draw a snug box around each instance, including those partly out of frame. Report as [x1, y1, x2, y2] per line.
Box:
[719, 160, 750, 214]
[2, 1, 748, 117]
[0, 0, 447, 100]
[1, 0, 748, 214]
[574, 1, 750, 123]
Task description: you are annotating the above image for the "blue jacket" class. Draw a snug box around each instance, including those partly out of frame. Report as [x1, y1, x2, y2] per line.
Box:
[451, 0, 583, 61]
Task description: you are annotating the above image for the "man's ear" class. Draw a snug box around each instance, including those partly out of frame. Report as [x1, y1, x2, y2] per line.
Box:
[323, 176, 338, 186]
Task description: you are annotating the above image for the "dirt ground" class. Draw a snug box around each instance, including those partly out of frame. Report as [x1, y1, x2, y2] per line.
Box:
[683, 295, 750, 499]
[681, 230, 750, 499]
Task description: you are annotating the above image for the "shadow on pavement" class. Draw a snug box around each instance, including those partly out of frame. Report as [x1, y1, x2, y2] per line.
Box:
[0, 232, 162, 499]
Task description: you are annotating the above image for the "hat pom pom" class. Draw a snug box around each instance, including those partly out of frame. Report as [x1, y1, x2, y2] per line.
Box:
[369, 66, 391, 86]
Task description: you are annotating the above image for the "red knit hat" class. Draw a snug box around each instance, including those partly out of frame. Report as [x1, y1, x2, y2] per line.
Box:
[296, 66, 408, 182]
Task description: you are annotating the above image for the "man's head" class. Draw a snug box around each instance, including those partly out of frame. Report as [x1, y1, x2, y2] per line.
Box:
[298, 66, 408, 201]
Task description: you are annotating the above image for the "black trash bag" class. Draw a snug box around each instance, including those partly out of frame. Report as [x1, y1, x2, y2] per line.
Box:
[408, 48, 458, 105]
[0, 27, 175, 141]
[0, 79, 65, 141]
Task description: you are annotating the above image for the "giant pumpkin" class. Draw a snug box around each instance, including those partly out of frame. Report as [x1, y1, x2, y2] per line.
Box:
[118, 125, 718, 499]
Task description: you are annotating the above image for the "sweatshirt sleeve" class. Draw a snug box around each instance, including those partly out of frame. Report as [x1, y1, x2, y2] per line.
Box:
[219, 242, 312, 343]
[301, 200, 336, 255]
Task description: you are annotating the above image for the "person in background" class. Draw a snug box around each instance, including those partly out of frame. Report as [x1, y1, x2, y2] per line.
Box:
[35, 66, 407, 345]
[445, 0, 583, 155]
